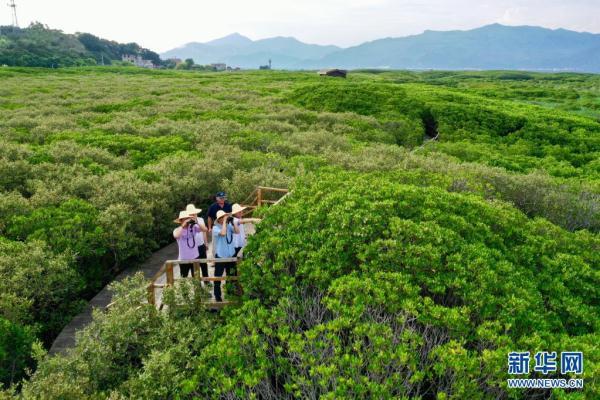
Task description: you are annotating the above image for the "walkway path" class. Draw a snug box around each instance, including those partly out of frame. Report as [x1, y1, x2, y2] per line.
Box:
[49, 224, 255, 355]
[49, 243, 178, 355]
[48, 185, 287, 356]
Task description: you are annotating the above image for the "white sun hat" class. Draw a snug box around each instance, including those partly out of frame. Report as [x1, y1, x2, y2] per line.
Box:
[185, 204, 202, 215]
[174, 210, 191, 224]
[215, 210, 230, 222]
[231, 203, 247, 214]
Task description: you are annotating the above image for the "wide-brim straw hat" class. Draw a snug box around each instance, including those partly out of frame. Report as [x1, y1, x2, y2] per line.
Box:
[185, 204, 202, 215]
[174, 210, 191, 224]
[215, 210, 230, 222]
[231, 203, 247, 214]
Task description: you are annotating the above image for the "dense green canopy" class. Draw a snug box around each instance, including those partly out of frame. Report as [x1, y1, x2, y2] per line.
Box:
[0, 23, 161, 67]
[0, 68, 597, 398]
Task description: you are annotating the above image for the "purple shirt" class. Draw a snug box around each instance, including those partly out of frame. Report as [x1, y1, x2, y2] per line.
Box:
[173, 225, 200, 260]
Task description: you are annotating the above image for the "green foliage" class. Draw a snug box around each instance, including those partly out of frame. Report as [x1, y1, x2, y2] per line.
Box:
[0, 23, 94, 67]
[20, 275, 215, 399]
[76, 32, 161, 66]
[0, 67, 597, 398]
[0, 23, 161, 67]
[49, 132, 189, 167]
[0, 317, 36, 388]
[7, 199, 104, 256]
[0, 239, 84, 342]
[186, 171, 599, 399]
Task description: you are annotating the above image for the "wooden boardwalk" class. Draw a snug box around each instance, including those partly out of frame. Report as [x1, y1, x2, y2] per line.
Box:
[49, 243, 179, 355]
[49, 225, 254, 355]
[49, 187, 288, 355]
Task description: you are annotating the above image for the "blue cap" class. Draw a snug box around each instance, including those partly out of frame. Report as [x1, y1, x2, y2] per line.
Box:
[216, 191, 227, 198]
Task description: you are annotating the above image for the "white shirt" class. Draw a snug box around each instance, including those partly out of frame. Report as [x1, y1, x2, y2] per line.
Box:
[193, 218, 207, 246]
[233, 217, 246, 248]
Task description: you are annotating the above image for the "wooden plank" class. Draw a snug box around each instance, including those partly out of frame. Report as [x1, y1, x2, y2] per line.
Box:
[244, 188, 259, 205]
[274, 192, 291, 206]
[192, 261, 200, 277]
[200, 276, 239, 282]
[166, 257, 239, 264]
[166, 262, 174, 286]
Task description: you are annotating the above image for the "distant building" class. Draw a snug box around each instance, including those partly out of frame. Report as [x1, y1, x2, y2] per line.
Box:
[122, 54, 155, 69]
[259, 59, 272, 70]
[319, 69, 347, 78]
[211, 63, 227, 71]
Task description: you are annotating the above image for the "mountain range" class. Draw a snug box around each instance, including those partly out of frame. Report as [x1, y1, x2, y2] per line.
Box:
[161, 24, 600, 72]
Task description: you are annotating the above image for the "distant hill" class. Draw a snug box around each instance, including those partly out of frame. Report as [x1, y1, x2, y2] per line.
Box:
[161, 33, 341, 69]
[312, 24, 600, 72]
[0, 23, 162, 67]
[163, 24, 600, 72]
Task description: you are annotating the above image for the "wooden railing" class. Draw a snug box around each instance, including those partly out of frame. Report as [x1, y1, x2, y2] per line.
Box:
[147, 186, 290, 310]
[241, 186, 289, 215]
[147, 257, 241, 309]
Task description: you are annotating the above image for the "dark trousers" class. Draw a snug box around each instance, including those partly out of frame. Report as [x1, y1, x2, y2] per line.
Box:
[234, 247, 242, 257]
[197, 244, 208, 277]
[180, 263, 194, 278]
[214, 255, 237, 302]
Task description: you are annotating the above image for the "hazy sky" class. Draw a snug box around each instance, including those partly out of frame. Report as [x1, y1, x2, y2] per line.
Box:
[4, 1, 599, 52]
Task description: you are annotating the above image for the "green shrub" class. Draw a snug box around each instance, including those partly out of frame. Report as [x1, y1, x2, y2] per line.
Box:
[1, 68, 598, 398]
[20, 275, 215, 399]
[185, 170, 599, 399]
[0, 239, 84, 342]
[0, 317, 36, 388]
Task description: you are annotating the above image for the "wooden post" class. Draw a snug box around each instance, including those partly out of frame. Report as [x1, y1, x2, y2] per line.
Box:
[192, 261, 200, 279]
[147, 284, 155, 306]
[166, 262, 174, 286]
[257, 187, 263, 207]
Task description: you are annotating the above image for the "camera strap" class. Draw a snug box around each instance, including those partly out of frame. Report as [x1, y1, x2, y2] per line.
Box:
[186, 225, 196, 249]
[226, 222, 234, 245]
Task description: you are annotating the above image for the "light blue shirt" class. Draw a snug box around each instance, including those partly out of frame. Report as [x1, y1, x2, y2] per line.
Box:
[213, 223, 235, 258]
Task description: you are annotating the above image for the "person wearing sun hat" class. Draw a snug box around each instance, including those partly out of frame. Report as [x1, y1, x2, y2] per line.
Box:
[185, 204, 209, 278]
[212, 209, 239, 302]
[231, 203, 262, 257]
[173, 209, 201, 278]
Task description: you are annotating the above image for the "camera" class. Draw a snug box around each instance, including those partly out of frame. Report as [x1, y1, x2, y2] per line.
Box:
[227, 216, 234, 224]
[187, 219, 196, 226]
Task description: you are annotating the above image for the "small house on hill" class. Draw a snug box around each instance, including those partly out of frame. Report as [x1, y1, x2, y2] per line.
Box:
[210, 63, 227, 71]
[122, 54, 155, 69]
[319, 69, 347, 78]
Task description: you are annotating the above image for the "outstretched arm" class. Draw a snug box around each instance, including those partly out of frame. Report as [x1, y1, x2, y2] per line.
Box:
[240, 218, 262, 224]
